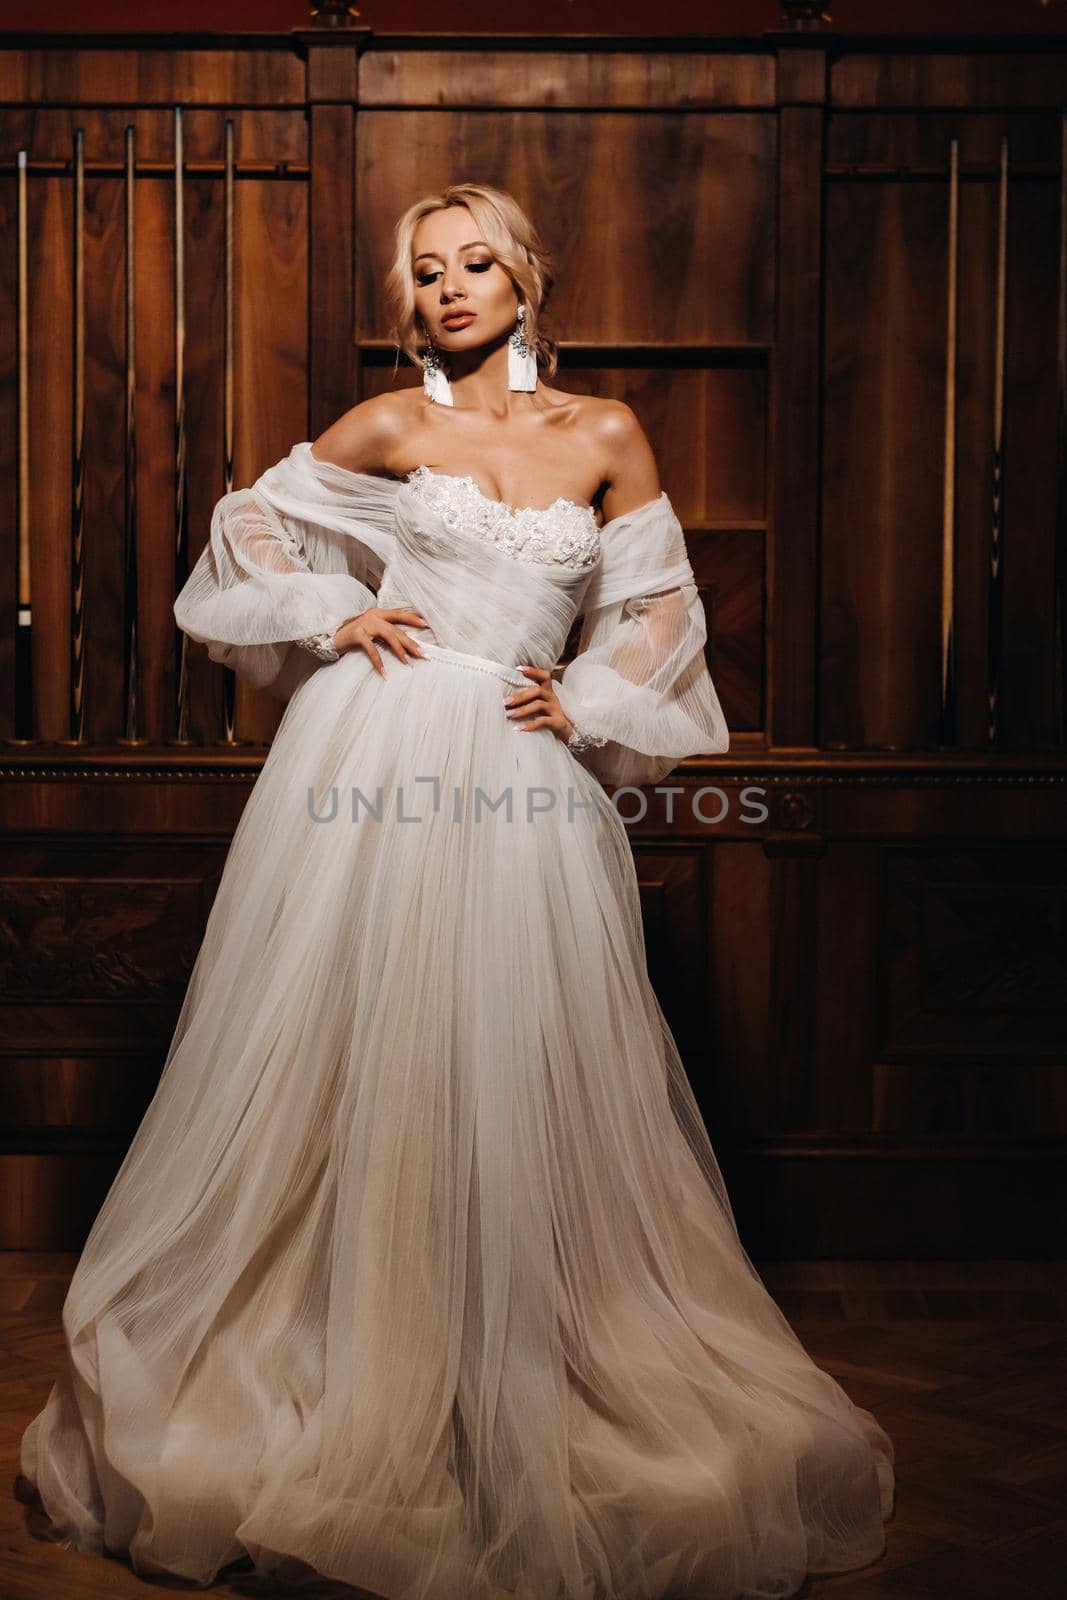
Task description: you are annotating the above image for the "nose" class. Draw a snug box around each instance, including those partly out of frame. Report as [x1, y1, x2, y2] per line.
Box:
[439, 264, 466, 302]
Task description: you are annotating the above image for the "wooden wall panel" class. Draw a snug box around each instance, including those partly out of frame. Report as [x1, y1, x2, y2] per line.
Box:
[830, 52, 1067, 111]
[1, 1057, 158, 1139]
[688, 530, 763, 736]
[819, 116, 1062, 755]
[1, 105, 306, 165]
[82, 162, 126, 744]
[26, 165, 72, 743]
[821, 109, 1063, 754]
[825, 105, 1059, 168]
[821, 175, 948, 752]
[354, 110, 776, 349]
[133, 170, 177, 746]
[705, 840, 773, 1134]
[0, 103, 310, 746]
[356, 49, 776, 112]
[0, 1153, 117, 1251]
[0, 48, 305, 107]
[768, 92, 821, 753]
[181, 167, 228, 748]
[883, 848, 1067, 1061]
[999, 175, 1060, 750]
[812, 844, 881, 1132]
[229, 176, 308, 744]
[179, 109, 308, 747]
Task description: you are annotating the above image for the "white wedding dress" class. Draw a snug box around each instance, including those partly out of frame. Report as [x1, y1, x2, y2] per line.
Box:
[20, 444, 895, 1600]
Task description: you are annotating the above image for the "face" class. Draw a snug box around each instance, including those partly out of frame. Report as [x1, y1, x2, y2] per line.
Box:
[411, 205, 520, 354]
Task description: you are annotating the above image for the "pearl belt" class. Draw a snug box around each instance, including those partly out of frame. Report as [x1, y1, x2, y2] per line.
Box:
[414, 638, 534, 691]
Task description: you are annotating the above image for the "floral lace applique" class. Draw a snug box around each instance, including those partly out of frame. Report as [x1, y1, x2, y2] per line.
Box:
[405, 467, 601, 572]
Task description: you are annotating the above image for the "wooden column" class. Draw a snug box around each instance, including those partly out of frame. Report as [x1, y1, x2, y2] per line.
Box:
[298, 24, 367, 438]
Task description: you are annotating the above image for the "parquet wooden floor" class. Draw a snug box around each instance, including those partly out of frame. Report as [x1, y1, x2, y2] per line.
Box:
[3, 1255, 1063, 1599]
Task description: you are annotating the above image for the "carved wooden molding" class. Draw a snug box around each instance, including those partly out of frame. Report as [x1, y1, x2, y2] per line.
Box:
[1, 763, 1065, 787]
[778, 0, 832, 29]
[308, 0, 361, 26]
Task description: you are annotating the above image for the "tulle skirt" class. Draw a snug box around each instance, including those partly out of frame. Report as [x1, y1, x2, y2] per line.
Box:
[19, 638, 895, 1600]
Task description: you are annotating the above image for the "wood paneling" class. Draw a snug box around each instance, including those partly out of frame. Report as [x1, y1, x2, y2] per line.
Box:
[354, 109, 777, 348]
[689, 528, 763, 736]
[82, 161, 126, 743]
[356, 49, 776, 110]
[0, 105, 308, 165]
[883, 849, 1067, 1061]
[830, 52, 1067, 111]
[0, 48, 305, 107]
[820, 110, 1062, 752]
[230, 175, 308, 744]
[770, 93, 822, 749]
[821, 173, 948, 751]
[182, 159, 228, 747]
[308, 39, 357, 438]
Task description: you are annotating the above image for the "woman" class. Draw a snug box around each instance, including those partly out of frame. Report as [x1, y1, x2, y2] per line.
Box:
[19, 183, 894, 1600]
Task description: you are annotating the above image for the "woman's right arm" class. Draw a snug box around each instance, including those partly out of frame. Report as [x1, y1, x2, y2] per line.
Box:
[174, 395, 426, 693]
[173, 484, 384, 694]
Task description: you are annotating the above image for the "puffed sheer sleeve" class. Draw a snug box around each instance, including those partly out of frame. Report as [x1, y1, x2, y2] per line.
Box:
[553, 492, 729, 788]
[173, 441, 401, 699]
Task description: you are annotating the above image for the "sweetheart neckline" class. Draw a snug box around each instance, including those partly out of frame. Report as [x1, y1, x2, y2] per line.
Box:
[403, 465, 598, 524]
[299, 442, 670, 532]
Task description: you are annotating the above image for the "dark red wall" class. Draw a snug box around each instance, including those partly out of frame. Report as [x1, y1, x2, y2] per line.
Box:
[0, 0, 1062, 37]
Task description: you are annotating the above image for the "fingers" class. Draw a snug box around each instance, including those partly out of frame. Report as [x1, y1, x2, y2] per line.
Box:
[503, 665, 551, 704]
[386, 627, 424, 666]
[395, 629, 425, 661]
[377, 610, 428, 666]
[506, 696, 554, 726]
[353, 619, 425, 674]
[503, 674, 568, 738]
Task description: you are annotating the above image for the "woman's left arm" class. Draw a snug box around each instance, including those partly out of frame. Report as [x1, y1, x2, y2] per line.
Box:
[549, 404, 730, 786]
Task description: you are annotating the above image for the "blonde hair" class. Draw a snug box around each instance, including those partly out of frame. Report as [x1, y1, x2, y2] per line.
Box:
[385, 182, 559, 381]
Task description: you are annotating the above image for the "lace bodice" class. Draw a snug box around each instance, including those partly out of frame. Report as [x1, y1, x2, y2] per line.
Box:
[403, 466, 602, 572]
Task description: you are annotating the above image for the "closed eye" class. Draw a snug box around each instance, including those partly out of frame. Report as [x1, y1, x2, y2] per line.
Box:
[415, 261, 493, 286]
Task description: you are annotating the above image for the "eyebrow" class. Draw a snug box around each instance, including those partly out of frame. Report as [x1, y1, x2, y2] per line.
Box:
[412, 240, 490, 263]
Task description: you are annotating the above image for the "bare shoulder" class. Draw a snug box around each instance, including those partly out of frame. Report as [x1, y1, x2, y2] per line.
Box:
[580, 396, 661, 519]
[309, 391, 421, 477]
[579, 395, 649, 452]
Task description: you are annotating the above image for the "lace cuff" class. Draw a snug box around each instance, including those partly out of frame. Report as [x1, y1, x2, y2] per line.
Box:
[566, 721, 610, 755]
[296, 631, 340, 662]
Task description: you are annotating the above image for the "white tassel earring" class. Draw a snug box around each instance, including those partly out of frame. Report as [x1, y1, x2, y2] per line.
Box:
[421, 332, 454, 406]
[508, 304, 538, 392]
